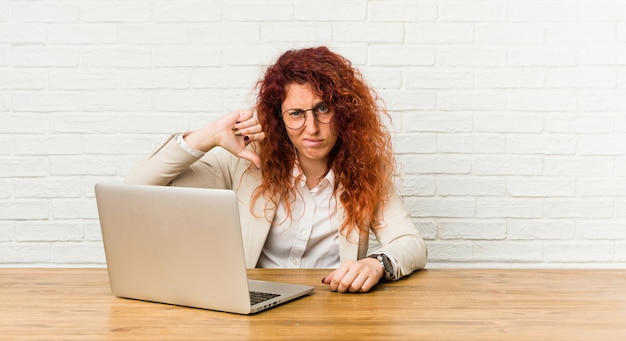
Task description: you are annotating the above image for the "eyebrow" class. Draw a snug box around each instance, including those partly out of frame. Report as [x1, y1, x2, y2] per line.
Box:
[283, 101, 326, 112]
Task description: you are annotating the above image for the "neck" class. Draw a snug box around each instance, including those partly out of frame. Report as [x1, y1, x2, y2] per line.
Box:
[298, 157, 329, 189]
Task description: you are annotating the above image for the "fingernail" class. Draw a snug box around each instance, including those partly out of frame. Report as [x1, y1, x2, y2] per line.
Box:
[244, 136, 249, 141]
[234, 130, 243, 137]
[232, 126, 239, 131]
[321, 277, 326, 283]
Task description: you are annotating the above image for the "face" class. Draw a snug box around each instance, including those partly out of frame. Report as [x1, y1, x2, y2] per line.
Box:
[281, 82, 339, 168]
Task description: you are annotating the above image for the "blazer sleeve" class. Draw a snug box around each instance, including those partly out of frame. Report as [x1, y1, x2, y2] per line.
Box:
[124, 133, 240, 190]
[370, 190, 428, 279]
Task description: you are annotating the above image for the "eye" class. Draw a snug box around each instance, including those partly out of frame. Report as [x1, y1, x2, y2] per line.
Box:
[288, 110, 304, 118]
[315, 104, 329, 114]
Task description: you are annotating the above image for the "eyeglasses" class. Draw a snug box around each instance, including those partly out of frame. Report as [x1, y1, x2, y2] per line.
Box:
[280, 104, 334, 130]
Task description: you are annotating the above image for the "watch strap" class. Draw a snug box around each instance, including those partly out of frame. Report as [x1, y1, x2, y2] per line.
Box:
[369, 253, 393, 281]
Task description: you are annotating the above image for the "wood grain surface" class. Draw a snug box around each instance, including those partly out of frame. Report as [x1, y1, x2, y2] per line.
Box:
[1, 268, 625, 340]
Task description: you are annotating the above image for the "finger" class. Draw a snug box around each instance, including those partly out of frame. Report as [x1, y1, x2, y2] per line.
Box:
[243, 132, 265, 145]
[337, 261, 379, 293]
[244, 116, 258, 127]
[245, 123, 263, 134]
[321, 270, 336, 285]
[359, 276, 378, 292]
[232, 124, 262, 142]
[337, 272, 356, 292]
[337, 271, 359, 293]
[234, 124, 263, 138]
[353, 273, 379, 293]
[327, 268, 349, 292]
[235, 110, 254, 121]
[254, 131, 265, 142]
[232, 113, 256, 129]
[345, 272, 369, 293]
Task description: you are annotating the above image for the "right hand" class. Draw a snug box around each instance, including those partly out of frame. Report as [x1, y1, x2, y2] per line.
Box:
[183, 110, 265, 169]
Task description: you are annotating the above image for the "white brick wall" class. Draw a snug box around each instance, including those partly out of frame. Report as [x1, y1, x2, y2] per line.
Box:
[1, 0, 625, 268]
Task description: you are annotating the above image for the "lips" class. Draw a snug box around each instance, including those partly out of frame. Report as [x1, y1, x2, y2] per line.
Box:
[302, 138, 323, 147]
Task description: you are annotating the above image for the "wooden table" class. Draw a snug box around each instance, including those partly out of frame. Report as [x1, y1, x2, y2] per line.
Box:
[1, 268, 625, 340]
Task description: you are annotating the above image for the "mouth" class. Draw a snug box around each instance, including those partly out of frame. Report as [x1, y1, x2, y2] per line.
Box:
[302, 138, 323, 147]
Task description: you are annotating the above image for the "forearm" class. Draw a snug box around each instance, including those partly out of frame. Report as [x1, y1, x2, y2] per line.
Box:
[378, 234, 427, 280]
[124, 134, 202, 186]
[182, 125, 219, 153]
[371, 193, 428, 279]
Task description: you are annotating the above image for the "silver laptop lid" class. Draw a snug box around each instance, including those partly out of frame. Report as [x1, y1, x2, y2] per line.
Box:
[95, 183, 252, 314]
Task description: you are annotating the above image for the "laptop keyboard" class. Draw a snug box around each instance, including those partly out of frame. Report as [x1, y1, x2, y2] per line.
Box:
[249, 290, 280, 305]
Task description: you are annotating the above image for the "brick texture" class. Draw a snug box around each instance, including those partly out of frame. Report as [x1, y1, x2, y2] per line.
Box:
[1, 0, 625, 268]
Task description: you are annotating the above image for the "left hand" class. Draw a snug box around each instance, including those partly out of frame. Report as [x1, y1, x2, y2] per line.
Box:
[321, 258, 384, 293]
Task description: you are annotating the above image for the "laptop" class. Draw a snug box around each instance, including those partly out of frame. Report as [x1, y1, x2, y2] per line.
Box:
[94, 183, 314, 314]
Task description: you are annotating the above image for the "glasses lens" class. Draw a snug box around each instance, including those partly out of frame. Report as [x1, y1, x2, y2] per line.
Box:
[282, 110, 305, 129]
[314, 107, 333, 124]
[281, 106, 334, 129]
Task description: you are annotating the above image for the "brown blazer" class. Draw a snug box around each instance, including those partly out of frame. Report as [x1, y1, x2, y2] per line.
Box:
[125, 134, 427, 279]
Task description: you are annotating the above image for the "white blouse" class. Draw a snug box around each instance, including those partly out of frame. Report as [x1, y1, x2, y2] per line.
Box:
[256, 167, 341, 269]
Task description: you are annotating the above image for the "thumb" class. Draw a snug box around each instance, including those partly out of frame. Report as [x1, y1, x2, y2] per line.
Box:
[236, 149, 261, 170]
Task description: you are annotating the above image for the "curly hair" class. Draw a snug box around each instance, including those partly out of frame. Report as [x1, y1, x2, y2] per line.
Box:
[252, 46, 396, 237]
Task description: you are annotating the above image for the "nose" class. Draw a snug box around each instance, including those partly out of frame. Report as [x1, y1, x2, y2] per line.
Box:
[303, 111, 319, 133]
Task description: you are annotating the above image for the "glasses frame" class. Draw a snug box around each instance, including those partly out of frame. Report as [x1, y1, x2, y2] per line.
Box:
[280, 104, 334, 130]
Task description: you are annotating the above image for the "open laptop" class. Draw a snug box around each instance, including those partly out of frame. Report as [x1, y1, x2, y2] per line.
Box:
[94, 183, 314, 314]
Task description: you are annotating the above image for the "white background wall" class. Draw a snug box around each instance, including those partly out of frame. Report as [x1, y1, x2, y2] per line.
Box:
[1, 0, 625, 268]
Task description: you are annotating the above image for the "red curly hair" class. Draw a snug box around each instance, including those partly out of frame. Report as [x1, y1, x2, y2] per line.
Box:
[252, 46, 396, 237]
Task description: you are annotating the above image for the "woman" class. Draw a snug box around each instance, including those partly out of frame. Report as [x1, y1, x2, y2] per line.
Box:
[125, 46, 427, 293]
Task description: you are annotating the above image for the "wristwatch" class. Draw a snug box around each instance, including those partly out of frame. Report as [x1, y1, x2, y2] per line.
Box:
[369, 253, 393, 281]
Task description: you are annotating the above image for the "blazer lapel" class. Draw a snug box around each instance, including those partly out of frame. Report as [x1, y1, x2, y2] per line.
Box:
[339, 230, 359, 263]
[337, 202, 368, 263]
[242, 195, 275, 268]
